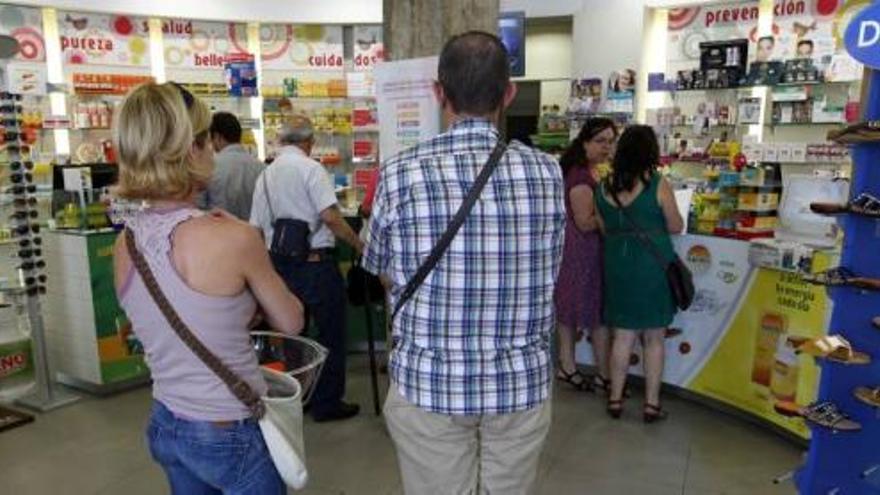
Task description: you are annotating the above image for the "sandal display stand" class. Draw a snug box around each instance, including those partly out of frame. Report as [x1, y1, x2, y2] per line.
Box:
[795, 62, 880, 494]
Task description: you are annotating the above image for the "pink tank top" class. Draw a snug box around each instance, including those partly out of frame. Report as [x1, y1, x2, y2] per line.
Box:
[119, 207, 266, 421]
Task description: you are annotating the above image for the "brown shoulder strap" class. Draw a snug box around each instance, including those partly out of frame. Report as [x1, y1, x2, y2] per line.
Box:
[124, 228, 265, 419]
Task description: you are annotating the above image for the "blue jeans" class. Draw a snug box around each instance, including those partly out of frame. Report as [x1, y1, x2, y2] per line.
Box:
[146, 401, 285, 495]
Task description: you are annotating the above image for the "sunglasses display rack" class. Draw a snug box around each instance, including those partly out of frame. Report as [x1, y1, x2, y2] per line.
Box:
[794, 70, 880, 494]
[0, 91, 79, 412]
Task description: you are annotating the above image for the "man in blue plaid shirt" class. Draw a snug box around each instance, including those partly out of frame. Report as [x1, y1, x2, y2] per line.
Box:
[364, 31, 565, 494]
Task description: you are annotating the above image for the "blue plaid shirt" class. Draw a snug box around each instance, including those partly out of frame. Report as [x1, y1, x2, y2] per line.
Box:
[363, 118, 565, 415]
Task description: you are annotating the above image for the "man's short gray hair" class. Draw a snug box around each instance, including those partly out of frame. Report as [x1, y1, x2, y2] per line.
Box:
[278, 114, 315, 145]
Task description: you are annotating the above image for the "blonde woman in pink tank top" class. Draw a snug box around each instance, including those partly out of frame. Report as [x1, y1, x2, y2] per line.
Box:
[113, 82, 304, 494]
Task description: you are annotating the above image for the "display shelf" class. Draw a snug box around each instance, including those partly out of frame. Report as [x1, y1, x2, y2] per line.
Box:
[794, 64, 880, 494]
[765, 122, 847, 127]
[665, 81, 856, 93]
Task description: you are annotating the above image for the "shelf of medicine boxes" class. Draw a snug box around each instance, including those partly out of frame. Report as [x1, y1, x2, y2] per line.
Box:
[661, 80, 857, 95]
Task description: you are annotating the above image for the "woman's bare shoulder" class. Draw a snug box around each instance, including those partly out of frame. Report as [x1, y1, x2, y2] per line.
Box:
[182, 212, 264, 255]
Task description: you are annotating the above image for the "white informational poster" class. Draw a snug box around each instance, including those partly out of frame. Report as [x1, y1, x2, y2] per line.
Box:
[4, 62, 47, 95]
[374, 57, 441, 161]
[675, 188, 695, 234]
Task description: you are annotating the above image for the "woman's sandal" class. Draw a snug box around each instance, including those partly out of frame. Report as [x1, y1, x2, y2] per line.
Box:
[556, 367, 593, 392]
[643, 403, 668, 424]
[802, 267, 858, 287]
[809, 192, 880, 217]
[591, 375, 632, 398]
[787, 335, 871, 365]
[775, 401, 861, 431]
[606, 399, 623, 419]
[802, 267, 880, 292]
[854, 386, 880, 408]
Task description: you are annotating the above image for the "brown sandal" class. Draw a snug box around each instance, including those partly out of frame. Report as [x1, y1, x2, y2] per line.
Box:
[775, 400, 861, 431]
[854, 386, 880, 408]
[787, 335, 871, 365]
[606, 399, 623, 419]
[556, 366, 593, 392]
[643, 403, 668, 423]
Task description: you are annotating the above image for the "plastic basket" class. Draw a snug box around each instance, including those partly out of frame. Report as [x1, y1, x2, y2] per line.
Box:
[251, 332, 328, 405]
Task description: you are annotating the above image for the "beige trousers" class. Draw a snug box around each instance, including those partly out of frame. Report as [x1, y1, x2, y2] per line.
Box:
[384, 386, 551, 495]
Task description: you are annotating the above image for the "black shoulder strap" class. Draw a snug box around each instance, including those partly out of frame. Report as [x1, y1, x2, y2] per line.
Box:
[608, 181, 673, 269]
[391, 140, 506, 321]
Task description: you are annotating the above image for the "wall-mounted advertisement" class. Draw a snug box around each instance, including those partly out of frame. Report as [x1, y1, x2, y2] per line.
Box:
[498, 11, 525, 77]
[568, 78, 603, 114]
[59, 11, 149, 66]
[0, 5, 44, 62]
[666, 0, 869, 76]
[353, 25, 384, 72]
[162, 19, 248, 70]
[260, 24, 344, 71]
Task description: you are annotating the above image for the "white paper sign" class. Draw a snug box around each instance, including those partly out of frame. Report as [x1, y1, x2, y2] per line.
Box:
[374, 57, 441, 160]
[4, 62, 46, 95]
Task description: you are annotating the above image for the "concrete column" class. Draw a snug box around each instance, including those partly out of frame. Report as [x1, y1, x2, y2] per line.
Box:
[383, 0, 500, 60]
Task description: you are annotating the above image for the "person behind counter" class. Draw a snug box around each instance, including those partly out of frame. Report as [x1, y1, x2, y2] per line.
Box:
[250, 114, 364, 423]
[112, 82, 304, 493]
[554, 117, 616, 393]
[197, 111, 265, 221]
[595, 125, 684, 423]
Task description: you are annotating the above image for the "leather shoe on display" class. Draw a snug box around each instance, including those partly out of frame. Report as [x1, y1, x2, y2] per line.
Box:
[312, 401, 360, 423]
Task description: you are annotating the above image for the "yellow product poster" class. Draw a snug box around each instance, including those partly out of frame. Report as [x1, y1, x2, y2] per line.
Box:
[688, 269, 830, 438]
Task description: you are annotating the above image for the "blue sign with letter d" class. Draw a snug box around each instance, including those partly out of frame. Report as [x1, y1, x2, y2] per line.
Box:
[845, 2, 880, 70]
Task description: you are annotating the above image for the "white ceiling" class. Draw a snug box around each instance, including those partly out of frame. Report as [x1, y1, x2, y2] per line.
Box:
[12, 0, 383, 23]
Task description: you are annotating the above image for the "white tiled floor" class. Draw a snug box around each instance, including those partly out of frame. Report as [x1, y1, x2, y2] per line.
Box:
[0, 357, 802, 494]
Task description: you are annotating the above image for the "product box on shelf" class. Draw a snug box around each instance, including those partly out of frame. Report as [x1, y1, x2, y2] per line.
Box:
[747, 238, 830, 274]
[72, 74, 153, 95]
[738, 187, 780, 211]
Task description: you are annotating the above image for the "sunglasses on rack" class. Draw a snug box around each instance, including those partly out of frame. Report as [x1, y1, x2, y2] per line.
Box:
[18, 237, 42, 247]
[9, 173, 33, 183]
[10, 161, 33, 172]
[12, 224, 40, 236]
[26, 285, 46, 296]
[1, 118, 23, 127]
[5, 144, 30, 154]
[1, 93, 22, 101]
[24, 274, 46, 285]
[9, 210, 38, 220]
[19, 248, 41, 258]
[6, 185, 37, 195]
[0, 104, 22, 113]
[18, 260, 45, 271]
[12, 197, 37, 207]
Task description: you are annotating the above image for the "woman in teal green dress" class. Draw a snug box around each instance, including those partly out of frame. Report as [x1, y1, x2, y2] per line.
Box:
[595, 125, 684, 423]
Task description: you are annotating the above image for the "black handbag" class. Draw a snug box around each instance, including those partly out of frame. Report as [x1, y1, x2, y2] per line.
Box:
[261, 173, 312, 259]
[610, 188, 695, 311]
[347, 258, 385, 306]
